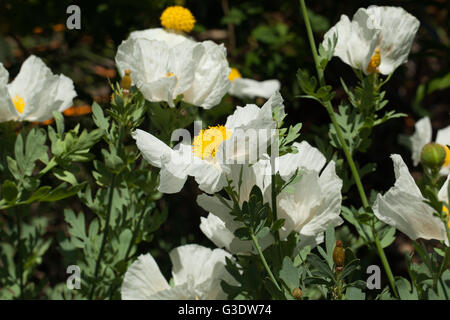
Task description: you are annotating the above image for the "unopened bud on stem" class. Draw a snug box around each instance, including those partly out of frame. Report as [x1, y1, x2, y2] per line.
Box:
[333, 240, 345, 269]
[421, 143, 446, 169]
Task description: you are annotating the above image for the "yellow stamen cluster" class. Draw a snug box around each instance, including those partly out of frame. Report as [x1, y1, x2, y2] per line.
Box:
[366, 48, 381, 73]
[228, 68, 242, 82]
[12, 95, 26, 114]
[443, 205, 450, 228]
[192, 125, 232, 160]
[160, 6, 196, 33]
[166, 72, 175, 78]
[443, 145, 450, 167]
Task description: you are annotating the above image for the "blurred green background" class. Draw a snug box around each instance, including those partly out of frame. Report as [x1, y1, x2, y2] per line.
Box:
[0, 0, 449, 295]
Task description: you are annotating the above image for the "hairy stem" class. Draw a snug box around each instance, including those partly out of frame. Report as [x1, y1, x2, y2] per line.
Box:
[251, 232, 281, 292]
[88, 126, 124, 300]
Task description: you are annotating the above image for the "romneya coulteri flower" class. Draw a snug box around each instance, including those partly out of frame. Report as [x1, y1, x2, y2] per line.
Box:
[133, 92, 284, 194]
[115, 6, 231, 109]
[121, 244, 234, 300]
[403, 117, 450, 175]
[372, 154, 449, 245]
[228, 67, 281, 100]
[322, 6, 420, 75]
[199, 141, 343, 254]
[0, 55, 76, 122]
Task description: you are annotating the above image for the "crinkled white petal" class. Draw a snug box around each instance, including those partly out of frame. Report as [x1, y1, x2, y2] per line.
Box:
[132, 129, 173, 168]
[158, 144, 192, 193]
[229, 78, 281, 100]
[0, 63, 17, 122]
[121, 253, 170, 300]
[409, 117, 432, 166]
[298, 161, 343, 247]
[276, 141, 326, 179]
[372, 154, 448, 245]
[365, 6, 420, 75]
[438, 174, 450, 203]
[169, 244, 233, 299]
[182, 41, 231, 109]
[323, 9, 380, 72]
[129, 28, 192, 48]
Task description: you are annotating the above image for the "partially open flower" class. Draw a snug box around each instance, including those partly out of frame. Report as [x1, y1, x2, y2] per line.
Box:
[373, 154, 449, 245]
[0, 55, 76, 122]
[322, 6, 420, 75]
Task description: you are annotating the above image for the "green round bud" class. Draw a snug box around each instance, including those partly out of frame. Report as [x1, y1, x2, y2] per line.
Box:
[420, 143, 446, 169]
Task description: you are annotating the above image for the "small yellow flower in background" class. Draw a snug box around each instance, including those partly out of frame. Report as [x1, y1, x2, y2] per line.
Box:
[52, 24, 65, 32]
[160, 6, 196, 33]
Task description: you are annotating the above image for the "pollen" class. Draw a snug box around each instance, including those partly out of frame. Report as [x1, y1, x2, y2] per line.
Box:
[443, 145, 450, 167]
[443, 205, 450, 228]
[160, 6, 196, 33]
[228, 68, 242, 82]
[366, 48, 381, 73]
[12, 95, 26, 114]
[166, 72, 175, 78]
[192, 125, 232, 160]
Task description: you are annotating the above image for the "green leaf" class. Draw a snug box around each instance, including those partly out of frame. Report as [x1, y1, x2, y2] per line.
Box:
[1, 180, 18, 202]
[279, 257, 299, 291]
[395, 277, 418, 300]
[379, 226, 396, 248]
[345, 287, 366, 300]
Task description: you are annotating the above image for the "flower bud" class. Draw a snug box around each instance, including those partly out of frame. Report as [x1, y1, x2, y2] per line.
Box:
[332, 240, 345, 267]
[121, 69, 132, 90]
[291, 288, 303, 300]
[420, 143, 446, 169]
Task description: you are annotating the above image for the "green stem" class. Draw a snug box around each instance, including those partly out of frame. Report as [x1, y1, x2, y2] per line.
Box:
[88, 126, 124, 300]
[251, 232, 281, 292]
[16, 208, 23, 299]
[299, 0, 398, 298]
[373, 228, 398, 297]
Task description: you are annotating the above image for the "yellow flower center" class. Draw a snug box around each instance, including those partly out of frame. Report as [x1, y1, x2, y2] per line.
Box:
[160, 6, 196, 33]
[12, 95, 26, 114]
[228, 68, 242, 82]
[366, 48, 381, 73]
[192, 125, 232, 160]
[443, 145, 450, 167]
[166, 72, 175, 78]
[443, 205, 450, 228]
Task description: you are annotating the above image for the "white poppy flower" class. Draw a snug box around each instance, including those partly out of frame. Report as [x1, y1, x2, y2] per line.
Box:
[121, 244, 234, 300]
[404, 116, 450, 175]
[199, 141, 344, 254]
[322, 6, 420, 75]
[0, 55, 76, 122]
[115, 28, 231, 109]
[373, 154, 449, 245]
[133, 92, 284, 194]
[227, 68, 281, 100]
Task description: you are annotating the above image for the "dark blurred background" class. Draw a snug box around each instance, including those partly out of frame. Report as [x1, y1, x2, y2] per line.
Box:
[1, 0, 449, 294]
